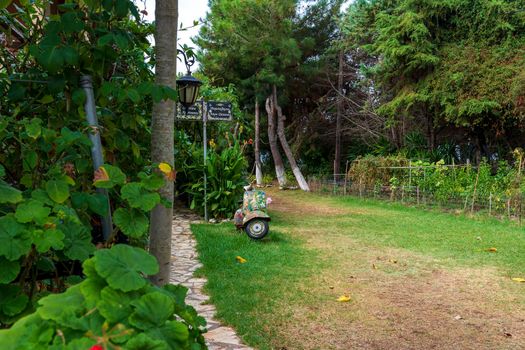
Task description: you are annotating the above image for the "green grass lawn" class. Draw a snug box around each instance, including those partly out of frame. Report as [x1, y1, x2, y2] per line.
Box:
[191, 190, 525, 349]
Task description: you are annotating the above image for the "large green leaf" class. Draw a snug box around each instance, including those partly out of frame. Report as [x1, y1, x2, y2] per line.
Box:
[0, 313, 53, 349]
[146, 321, 191, 348]
[97, 286, 135, 324]
[121, 183, 160, 211]
[0, 181, 22, 204]
[62, 46, 79, 65]
[114, 0, 129, 17]
[70, 192, 89, 210]
[129, 292, 174, 330]
[87, 193, 109, 217]
[73, 192, 109, 217]
[125, 333, 169, 350]
[0, 216, 32, 261]
[160, 284, 189, 312]
[138, 172, 165, 191]
[60, 12, 84, 34]
[60, 221, 95, 261]
[46, 180, 70, 203]
[113, 208, 149, 238]
[37, 45, 64, 73]
[14, 200, 50, 224]
[0, 284, 29, 317]
[37, 285, 88, 330]
[80, 259, 107, 309]
[94, 245, 158, 292]
[32, 228, 64, 253]
[93, 164, 126, 189]
[25, 118, 42, 139]
[0, 257, 20, 284]
[30, 189, 53, 206]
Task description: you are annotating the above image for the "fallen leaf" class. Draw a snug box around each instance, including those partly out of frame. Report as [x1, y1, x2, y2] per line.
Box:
[512, 278, 525, 283]
[389, 259, 398, 264]
[337, 295, 351, 302]
[504, 332, 512, 338]
[329, 286, 334, 289]
[372, 263, 377, 270]
[158, 162, 172, 174]
[454, 315, 462, 320]
[476, 236, 482, 241]
[236, 256, 247, 264]
[487, 247, 497, 252]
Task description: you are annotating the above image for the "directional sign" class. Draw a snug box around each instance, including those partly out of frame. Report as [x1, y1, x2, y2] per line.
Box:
[176, 100, 203, 121]
[207, 101, 232, 121]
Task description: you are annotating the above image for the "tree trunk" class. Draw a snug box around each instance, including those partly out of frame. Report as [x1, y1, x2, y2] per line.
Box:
[149, 0, 177, 286]
[273, 85, 310, 191]
[265, 95, 286, 187]
[334, 50, 343, 179]
[254, 98, 263, 186]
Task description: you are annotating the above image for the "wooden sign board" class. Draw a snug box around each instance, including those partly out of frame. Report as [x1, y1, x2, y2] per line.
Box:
[207, 101, 232, 121]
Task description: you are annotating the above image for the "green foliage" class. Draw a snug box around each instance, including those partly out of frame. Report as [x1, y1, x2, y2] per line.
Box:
[0, 162, 165, 325]
[196, 0, 301, 99]
[342, 0, 525, 131]
[0, 245, 207, 349]
[348, 154, 524, 207]
[176, 132, 248, 219]
[0, 0, 172, 327]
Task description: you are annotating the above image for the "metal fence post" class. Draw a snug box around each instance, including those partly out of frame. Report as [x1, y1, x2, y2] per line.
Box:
[489, 193, 492, 216]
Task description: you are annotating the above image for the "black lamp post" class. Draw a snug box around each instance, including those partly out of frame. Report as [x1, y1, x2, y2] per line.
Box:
[176, 49, 202, 115]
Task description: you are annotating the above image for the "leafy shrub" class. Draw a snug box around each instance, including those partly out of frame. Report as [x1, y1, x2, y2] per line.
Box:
[348, 154, 525, 208]
[176, 132, 247, 219]
[0, 244, 206, 349]
[285, 170, 297, 186]
[348, 154, 410, 188]
[0, 0, 209, 343]
[0, 163, 165, 326]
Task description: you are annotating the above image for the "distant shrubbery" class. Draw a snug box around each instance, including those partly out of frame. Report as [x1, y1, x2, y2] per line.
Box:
[348, 151, 525, 212]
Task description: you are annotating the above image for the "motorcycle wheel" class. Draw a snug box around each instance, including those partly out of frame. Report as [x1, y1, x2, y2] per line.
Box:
[245, 219, 269, 240]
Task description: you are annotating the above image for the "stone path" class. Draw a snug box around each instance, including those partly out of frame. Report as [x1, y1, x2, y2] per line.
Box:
[170, 209, 253, 350]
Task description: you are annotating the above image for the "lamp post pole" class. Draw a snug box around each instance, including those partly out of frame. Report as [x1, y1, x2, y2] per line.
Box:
[203, 102, 208, 222]
[175, 47, 207, 220]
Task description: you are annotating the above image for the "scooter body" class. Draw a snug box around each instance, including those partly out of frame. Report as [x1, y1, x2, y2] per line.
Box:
[234, 188, 270, 239]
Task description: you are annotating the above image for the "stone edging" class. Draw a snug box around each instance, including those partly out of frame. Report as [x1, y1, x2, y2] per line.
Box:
[170, 210, 254, 350]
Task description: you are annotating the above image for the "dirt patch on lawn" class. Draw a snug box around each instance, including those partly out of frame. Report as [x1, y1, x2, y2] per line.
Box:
[276, 255, 525, 349]
[267, 189, 358, 217]
[267, 190, 525, 350]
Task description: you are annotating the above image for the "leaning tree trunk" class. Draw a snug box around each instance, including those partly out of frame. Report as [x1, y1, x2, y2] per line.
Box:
[334, 50, 343, 179]
[149, 0, 177, 286]
[255, 98, 263, 186]
[273, 85, 310, 191]
[265, 95, 286, 187]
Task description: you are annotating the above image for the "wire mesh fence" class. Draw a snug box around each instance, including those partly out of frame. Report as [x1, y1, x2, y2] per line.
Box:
[308, 169, 525, 224]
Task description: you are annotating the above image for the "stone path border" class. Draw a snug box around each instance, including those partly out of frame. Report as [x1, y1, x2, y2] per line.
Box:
[170, 209, 253, 350]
